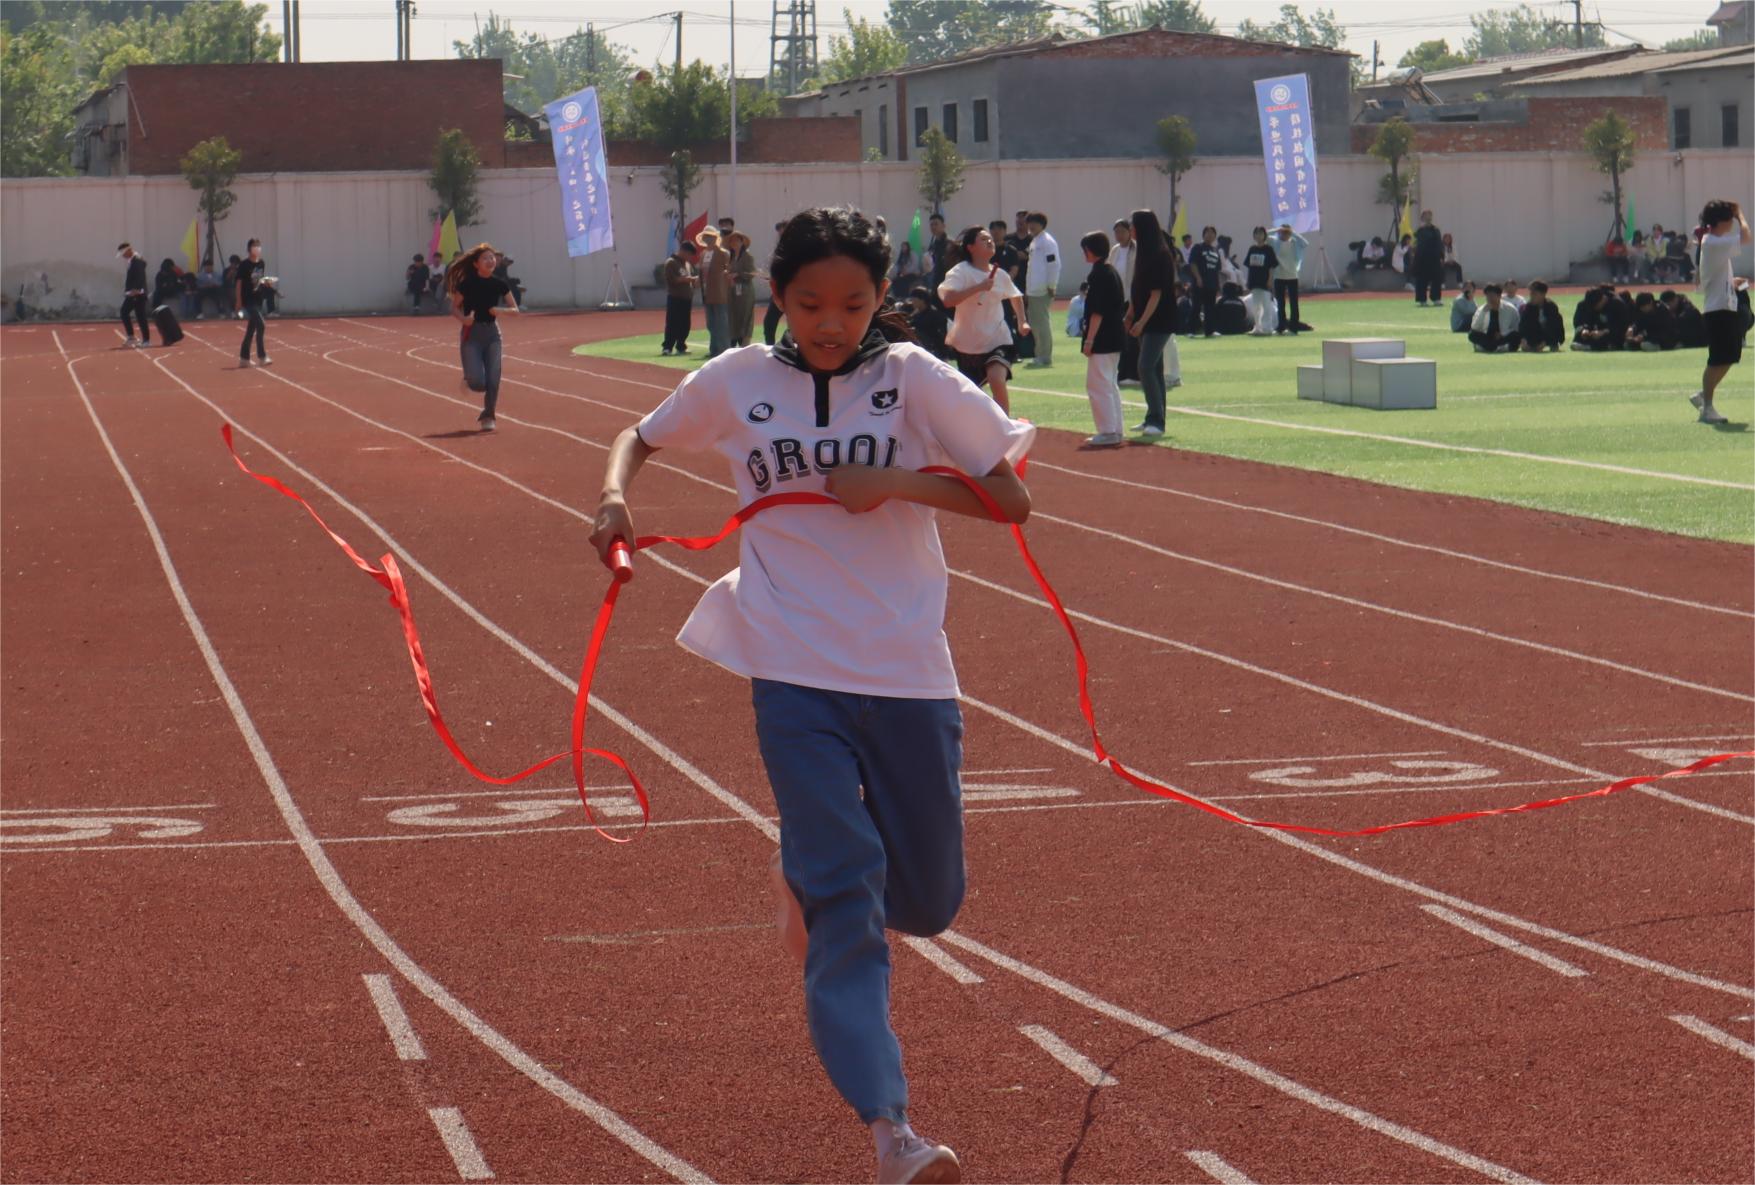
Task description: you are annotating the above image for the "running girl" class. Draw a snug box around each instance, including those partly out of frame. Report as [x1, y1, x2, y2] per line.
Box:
[446, 243, 520, 432]
[590, 207, 1032, 1184]
[937, 224, 1031, 414]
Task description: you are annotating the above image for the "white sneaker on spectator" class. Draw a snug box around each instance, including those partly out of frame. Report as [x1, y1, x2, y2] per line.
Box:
[1137, 424, 1165, 438]
[877, 1133, 960, 1184]
[1699, 405, 1727, 424]
[1085, 432, 1124, 448]
[1689, 391, 1705, 411]
[258, 356, 272, 366]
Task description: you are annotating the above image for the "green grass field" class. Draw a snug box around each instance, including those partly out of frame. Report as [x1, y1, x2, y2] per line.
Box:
[575, 296, 1755, 543]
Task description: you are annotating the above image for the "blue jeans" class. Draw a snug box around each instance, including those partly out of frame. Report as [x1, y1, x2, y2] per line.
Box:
[461, 321, 502, 418]
[705, 302, 730, 357]
[1137, 331, 1172, 430]
[751, 679, 966, 1126]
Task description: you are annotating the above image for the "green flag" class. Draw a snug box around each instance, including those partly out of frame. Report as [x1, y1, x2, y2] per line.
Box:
[1624, 194, 1636, 241]
[908, 209, 922, 253]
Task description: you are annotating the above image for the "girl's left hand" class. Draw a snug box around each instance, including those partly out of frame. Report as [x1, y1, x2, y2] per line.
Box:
[825, 466, 894, 514]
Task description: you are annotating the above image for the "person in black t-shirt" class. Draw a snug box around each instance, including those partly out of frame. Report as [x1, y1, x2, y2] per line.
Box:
[1187, 226, 1224, 337]
[407, 254, 431, 313]
[1078, 230, 1127, 447]
[236, 238, 273, 366]
[1411, 210, 1445, 306]
[1242, 227, 1279, 335]
[446, 242, 521, 431]
[118, 243, 151, 346]
[1125, 209, 1181, 438]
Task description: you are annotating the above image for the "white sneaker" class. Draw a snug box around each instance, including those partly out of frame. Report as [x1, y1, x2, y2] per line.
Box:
[238, 357, 251, 368]
[1136, 424, 1165, 438]
[878, 1133, 960, 1185]
[478, 416, 496, 432]
[1699, 405, 1727, 424]
[1085, 432, 1124, 448]
[258, 356, 272, 366]
[1118, 379, 1142, 389]
[1689, 391, 1705, 411]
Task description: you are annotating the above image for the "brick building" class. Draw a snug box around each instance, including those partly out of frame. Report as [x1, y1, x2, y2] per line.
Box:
[1352, 95, 1670, 154]
[779, 27, 1355, 162]
[70, 61, 508, 176]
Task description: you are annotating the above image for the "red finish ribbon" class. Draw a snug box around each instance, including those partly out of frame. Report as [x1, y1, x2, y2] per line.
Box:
[224, 425, 1752, 840]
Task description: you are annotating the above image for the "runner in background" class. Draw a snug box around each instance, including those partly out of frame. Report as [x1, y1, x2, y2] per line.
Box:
[446, 242, 520, 431]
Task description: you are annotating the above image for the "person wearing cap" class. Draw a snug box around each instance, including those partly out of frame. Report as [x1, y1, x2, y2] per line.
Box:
[1272, 223, 1307, 335]
[118, 243, 150, 347]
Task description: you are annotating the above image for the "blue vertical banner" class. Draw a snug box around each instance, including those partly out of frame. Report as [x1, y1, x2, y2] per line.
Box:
[1253, 74, 1320, 233]
[544, 86, 614, 257]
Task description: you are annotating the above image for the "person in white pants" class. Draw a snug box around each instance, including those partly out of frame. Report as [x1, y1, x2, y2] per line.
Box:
[1024, 211, 1061, 367]
[1078, 230, 1126, 447]
[1243, 226, 1279, 335]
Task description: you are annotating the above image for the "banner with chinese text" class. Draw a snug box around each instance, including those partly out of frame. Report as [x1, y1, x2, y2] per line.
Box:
[543, 86, 614, 257]
[1253, 74, 1320, 233]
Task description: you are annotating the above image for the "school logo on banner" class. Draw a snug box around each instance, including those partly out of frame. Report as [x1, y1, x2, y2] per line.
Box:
[1253, 73, 1321, 234]
[543, 86, 614, 258]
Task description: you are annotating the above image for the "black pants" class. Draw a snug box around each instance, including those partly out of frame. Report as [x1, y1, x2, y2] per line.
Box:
[1197, 286, 1218, 335]
[1273, 279, 1300, 332]
[240, 305, 267, 359]
[1469, 328, 1521, 352]
[763, 299, 784, 346]
[1413, 261, 1443, 304]
[663, 296, 692, 351]
[1116, 328, 1140, 382]
[121, 294, 150, 342]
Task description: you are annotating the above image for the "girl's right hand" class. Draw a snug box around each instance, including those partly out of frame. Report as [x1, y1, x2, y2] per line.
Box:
[980, 267, 998, 290]
[590, 497, 635, 564]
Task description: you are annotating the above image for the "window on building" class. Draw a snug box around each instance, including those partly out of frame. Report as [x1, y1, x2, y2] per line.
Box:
[1723, 103, 1740, 147]
[879, 104, 889, 156]
[942, 102, 958, 142]
[1674, 106, 1692, 148]
[973, 99, 989, 142]
[914, 106, 928, 146]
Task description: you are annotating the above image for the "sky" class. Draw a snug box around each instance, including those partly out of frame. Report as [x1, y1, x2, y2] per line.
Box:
[266, 1, 1721, 83]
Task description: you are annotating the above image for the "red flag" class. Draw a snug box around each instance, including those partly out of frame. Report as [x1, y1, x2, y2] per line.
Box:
[681, 210, 710, 246]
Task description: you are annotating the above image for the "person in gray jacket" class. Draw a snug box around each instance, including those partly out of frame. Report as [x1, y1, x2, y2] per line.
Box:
[1450, 281, 1477, 333]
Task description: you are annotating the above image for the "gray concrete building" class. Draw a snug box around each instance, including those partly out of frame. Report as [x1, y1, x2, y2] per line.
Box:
[779, 28, 1353, 162]
[1508, 45, 1754, 149]
[1355, 46, 1641, 105]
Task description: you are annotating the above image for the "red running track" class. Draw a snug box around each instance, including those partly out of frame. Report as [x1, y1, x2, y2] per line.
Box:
[2, 313, 1751, 1184]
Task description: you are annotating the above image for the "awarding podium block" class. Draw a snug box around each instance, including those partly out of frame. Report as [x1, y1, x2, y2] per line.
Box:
[1321, 338, 1405, 401]
[1297, 365, 1325, 400]
[1351, 358, 1438, 409]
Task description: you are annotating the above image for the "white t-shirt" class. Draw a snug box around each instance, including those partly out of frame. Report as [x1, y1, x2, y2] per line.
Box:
[636, 338, 1035, 699]
[1110, 241, 1136, 293]
[939, 261, 1022, 354]
[1699, 228, 1741, 313]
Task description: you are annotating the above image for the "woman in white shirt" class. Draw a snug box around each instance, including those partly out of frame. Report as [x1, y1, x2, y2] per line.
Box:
[937, 225, 1032, 413]
[1693, 198, 1752, 424]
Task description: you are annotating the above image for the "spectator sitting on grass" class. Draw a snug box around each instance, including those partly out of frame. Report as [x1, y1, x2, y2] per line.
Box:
[1660, 290, 1708, 348]
[1502, 279, 1526, 312]
[1626, 292, 1678, 351]
[1518, 281, 1566, 352]
[1213, 282, 1253, 335]
[1450, 280, 1478, 333]
[1469, 284, 1522, 353]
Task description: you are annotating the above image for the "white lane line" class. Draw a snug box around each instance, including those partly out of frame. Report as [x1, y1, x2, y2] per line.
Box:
[963, 692, 1755, 1002]
[1028, 505, 1751, 704]
[427, 1106, 494, 1180]
[899, 936, 984, 985]
[1186, 1149, 1258, 1184]
[1581, 733, 1755, 747]
[1018, 1024, 1118, 1087]
[363, 973, 428, 1060]
[0, 803, 218, 813]
[961, 786, 1080, 801]
[167, 336, 1547, 1178]
[248, 328, 1755, 999]
[1668, 1015, 1755, 1060]
[1021, 460, 1751, 620]
[1189, 751, 1445, 766]
[1010, 382, 1755, 491]
[1421, 905, 1589, 979]
[1208, 767, 1755, 804]
[945, 936, 1535, 1184]
[81, 351, 711, 1184]
[362, 784, 633, 803]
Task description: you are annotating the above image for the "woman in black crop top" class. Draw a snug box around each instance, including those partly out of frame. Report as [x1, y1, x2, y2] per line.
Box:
[446, 243, 521, 431]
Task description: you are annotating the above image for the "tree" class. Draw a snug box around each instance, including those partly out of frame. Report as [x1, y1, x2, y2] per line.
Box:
[1368, 117, 1416, 243]
[1398, 39, 1467, 74]
[1581, 110, 1636, 241]
[1662, 29, 1720, 52]
[659, 148, 702, 234]
[1154, 115, 1196, 228]
[883, 0, 1064, 65]
[76, 0, 280, 84]
[0, 24, 77, 177]
[429, 129, 484, 227]
[454, 15, 635, 134]
[629, 61, 778, 149]
[1087, 0, 1216, 36]
[813, 8, 909, 85]
[1236, 4, 1358, 81]
[915, 127, 964, 216]
[1463, 5, 1603, 59]
[180, 135, 241, 265]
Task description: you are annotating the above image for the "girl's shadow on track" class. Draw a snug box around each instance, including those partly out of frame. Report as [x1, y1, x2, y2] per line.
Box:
[425, 429, 492, 439]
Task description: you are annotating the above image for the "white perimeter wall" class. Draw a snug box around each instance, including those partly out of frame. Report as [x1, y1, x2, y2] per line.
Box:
[3, 150, 1750, 317]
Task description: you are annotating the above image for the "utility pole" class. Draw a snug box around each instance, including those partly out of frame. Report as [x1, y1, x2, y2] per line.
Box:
[1573, 0, 1584, 48]
[729, 0, 738, 190]
[675, 10, 684, 75]
[1371, 39, 1380, 82]
[290, 0, 300, 60]
[283, 1, 292, 61]
[587, 21, 596, 77]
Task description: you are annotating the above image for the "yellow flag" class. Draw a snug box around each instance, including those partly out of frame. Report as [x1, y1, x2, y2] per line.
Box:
[1169, 200, 1188, 242]
[438, 210, 461, 261]
[181, 215, 200, 270]
[1398, 201, 1414, 240]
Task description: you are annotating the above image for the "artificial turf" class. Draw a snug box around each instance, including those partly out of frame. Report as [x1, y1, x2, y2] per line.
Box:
[574, 294, 1755, 543]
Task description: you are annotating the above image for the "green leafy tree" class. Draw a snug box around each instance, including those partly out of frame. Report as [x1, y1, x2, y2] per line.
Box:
[429, 128, 484, 227]
[77, 0, 280, 84]
[915, 127, 964, 216]
[1398, 38, 1467, 74]
[454, 14, 635, 133]
[883, 0, 1063, 65]
[1237, 4, 1357, 81]
[1368, 117, 1416, 243]
[0, 2, 189, 33]
[1087, 0, 1216, 35]
[629, 61, 777, 148]
[0, 24, 77, 176]
[180, 135, 241, 264]
[1581, 110, 1636, 240]
[1463, 5, 1603, 58]
[1154, 115, 1196, 228]
[813, 8, 909, 85]
[659, 148, 702, 233]
[1661, 29, 1720, 52]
